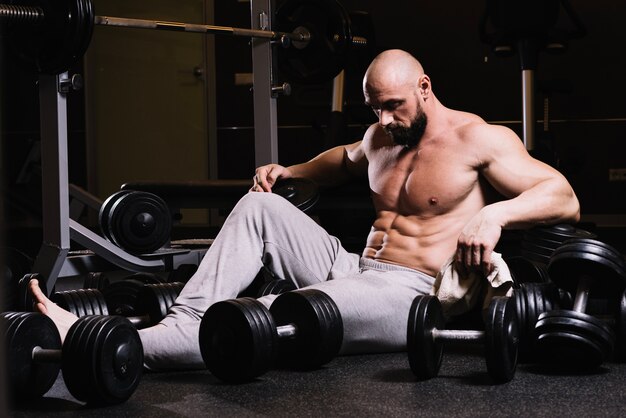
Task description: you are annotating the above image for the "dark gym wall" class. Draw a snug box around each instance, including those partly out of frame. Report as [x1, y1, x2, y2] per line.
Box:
[214, 0, 626, 222]
[1, 0, 625, 252]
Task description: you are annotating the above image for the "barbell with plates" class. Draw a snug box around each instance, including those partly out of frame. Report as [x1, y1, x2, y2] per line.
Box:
[535, 238, 626, 370]
[407, 295, 519, 383]
[1, 0, 367, 80]
[199, 289, 343, 383]
[1, 311, 142, 405]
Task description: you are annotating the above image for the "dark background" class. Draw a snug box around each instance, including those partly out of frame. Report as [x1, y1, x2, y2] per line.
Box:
[1, 0, 625, 256]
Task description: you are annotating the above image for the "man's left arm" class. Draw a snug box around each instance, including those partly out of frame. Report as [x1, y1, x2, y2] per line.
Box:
[457, 124, 580, 273]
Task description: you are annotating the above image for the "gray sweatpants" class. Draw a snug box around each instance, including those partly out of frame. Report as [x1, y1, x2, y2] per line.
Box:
[140, 192, 435, 370]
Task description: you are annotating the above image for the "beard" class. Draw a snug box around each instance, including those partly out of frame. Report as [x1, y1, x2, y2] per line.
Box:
[384, 111, 427, 148]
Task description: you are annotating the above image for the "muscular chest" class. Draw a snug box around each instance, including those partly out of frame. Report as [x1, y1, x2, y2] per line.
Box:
[368, 144, 480, 215]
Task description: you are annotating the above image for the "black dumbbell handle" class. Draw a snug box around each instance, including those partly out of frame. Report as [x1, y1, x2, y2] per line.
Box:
[432, 329, 484, 343]
[572, 276, 592, 313]
[31, 346, 62, 362]
[277, 324, 297, 339]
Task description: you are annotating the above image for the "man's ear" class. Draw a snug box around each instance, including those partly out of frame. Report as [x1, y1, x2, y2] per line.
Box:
[418, 75, 431, 100]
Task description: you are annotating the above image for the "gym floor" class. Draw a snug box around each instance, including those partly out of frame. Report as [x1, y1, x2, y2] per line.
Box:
[9, 347, 626, 417]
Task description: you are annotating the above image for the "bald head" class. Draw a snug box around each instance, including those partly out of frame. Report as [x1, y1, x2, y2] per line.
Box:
[363, 49, 425, 93]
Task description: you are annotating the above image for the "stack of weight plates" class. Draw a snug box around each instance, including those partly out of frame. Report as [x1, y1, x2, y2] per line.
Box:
[521, 224, 597, 266]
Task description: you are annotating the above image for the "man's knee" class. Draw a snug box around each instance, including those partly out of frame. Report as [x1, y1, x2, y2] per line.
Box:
[232, 192, 294, 221]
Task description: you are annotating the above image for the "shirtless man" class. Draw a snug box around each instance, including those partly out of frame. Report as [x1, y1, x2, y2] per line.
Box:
[30, 49, 580, 371]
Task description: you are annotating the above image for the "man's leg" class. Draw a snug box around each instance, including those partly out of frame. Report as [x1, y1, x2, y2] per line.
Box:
[140, 192, 359, 370]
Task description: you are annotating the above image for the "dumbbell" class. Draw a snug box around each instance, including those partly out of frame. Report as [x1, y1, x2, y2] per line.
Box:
[83, 271, 111, 290]
[99, 189, 172, 255]
[407, 295, 518, 383]
[52, 281, 184, 329]
[535, 238, 626, 370]
[199, 288, 343, 383]
[1, 311, 143, 405]
[256, 278, 297, 297]
[513, 282, 572, 362]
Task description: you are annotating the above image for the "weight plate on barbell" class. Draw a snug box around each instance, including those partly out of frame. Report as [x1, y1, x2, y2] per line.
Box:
[276, 0, 352, 84]
[7, 0, 95, 74]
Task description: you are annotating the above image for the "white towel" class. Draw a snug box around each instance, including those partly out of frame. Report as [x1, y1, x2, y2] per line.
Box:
[432, 251, 514, 318]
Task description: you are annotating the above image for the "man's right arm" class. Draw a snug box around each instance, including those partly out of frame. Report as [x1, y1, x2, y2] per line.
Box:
[253, 140, 367, 192]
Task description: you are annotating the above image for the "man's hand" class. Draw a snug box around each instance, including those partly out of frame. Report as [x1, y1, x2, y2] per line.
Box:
[251, 164, 293, 192]
[455, 208, 503, 276]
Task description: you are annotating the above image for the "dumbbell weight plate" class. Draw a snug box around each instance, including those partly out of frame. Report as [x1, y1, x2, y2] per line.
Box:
[484, 297, 518, 383]
[18, 273, 48, 311]
[273, 178, 320, 212]
[269, 289, 343, 370]
[257, 279, 297, 297]
[521, 240, 555, 258]
[535, 310, 615, 370]
[616, 290, 626, 362]
[62, 315, 143, 404]
[134, 282, 184, 327]
[2, 312, 62, 400]
[106, 191, 172, 255]
[506, 256, 549, 287]
[99, 190, 132, 243]
[199, 297, 277, 383]
[407, 295, 445, 380]
[51, 288, 109, 317]
[527, 224, 596, 242]
[102, 276, 162, 316]
[83, 272, 110, 290]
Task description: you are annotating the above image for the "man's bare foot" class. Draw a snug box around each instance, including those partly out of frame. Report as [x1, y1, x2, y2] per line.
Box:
[29, 278, 79, 342]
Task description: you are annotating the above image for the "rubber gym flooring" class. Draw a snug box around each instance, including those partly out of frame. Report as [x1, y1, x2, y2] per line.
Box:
[9, 346, 626, 417]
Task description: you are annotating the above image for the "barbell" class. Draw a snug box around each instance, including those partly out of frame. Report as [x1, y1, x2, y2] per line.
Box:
[1, 0, 368, 82]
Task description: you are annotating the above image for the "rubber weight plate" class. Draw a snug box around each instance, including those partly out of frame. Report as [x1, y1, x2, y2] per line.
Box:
[407, 295, 445, 380]
[62, 315, 143, 404]
[484, 297, 518, 383]
[199, 297, 277, 383]
[273, 178, 320, 212]
[535, 310, 615, 370]
[270, 289, 343, 370]
[107, 191, 172, 254]
[275, 0, 352, 84]
[2, 312, 62, 400]
[7, 0, 95, 74]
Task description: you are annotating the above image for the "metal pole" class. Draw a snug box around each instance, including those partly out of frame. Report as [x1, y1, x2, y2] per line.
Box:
[32, 73, 71, 294]
[251, 0, 279, 166]
[521, 69, 535, 151]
